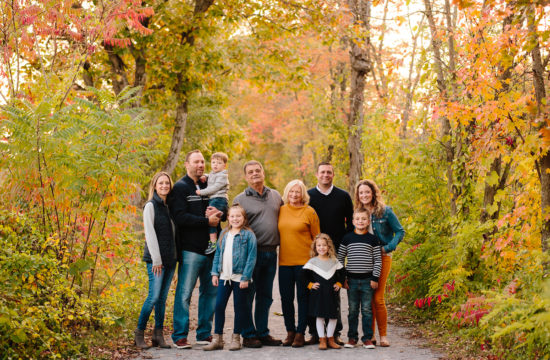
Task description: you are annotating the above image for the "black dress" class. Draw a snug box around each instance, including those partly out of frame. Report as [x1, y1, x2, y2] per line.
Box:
[302, 257, 344, 319]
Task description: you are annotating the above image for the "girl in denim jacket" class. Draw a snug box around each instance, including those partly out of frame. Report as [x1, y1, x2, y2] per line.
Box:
[204, 205, 257, 351]
[354, 179, 405, 347]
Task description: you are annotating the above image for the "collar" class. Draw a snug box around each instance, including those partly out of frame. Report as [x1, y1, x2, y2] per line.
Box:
[316, 184, 334, 196]
[245, 186, 270, 199]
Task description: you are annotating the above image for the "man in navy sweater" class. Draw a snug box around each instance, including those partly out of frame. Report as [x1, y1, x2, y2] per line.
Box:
[170, 150, 222, 349]
[307, 161, 354, 345]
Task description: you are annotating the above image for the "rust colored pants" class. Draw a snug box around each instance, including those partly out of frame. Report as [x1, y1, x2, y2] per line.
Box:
[371, 254, 392, 337]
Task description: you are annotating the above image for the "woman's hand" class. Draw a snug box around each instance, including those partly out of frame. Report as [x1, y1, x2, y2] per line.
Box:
[333, 283, 341, 291]
[381, 247, 387, 255]
[212, 276, 219, 287]
[240, 280, 249, 289]
[311, 282, 320, 290]
[152, 265, 163, 277]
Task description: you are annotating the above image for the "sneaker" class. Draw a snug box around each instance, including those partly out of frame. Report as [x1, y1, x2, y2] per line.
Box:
[196, 336, 212, 345]
[258, 335, 282, 346]
[363, 340, 375, 349]
[242, 337, 262, 348]
[174, 337, 192, 349]
[344, 339, 358, 348]
[204, 241, 217, 255]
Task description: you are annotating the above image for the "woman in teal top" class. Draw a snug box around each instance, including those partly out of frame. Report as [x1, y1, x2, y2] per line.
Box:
[354, 179, 404, 347]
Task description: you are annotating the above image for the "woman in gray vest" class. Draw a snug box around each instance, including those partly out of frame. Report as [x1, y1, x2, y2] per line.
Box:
[135, 172, 178, 349]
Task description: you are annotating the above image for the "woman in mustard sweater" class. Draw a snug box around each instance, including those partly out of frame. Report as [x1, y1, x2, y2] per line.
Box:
[278, 179, 321, 348]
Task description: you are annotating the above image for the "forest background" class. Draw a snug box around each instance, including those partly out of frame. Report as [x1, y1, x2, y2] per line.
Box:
[0, 0, 549, 358]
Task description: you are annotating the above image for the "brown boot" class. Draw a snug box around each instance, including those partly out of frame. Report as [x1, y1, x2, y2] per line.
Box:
[282, 331, 295, 347]
[152, 328, 170, 348]
[319, 337, 327, 350]
[291, 333, 305, 348]
[203, 334, 224, 351]
[134, 329, 150, 349]
[327, 336, 341, 349]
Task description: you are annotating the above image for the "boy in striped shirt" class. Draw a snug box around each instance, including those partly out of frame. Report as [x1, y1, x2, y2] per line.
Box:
[337, 208, 381, 349]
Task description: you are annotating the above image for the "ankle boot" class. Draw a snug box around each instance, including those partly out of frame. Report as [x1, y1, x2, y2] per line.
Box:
[319, 337, 327, 350]
[327, 336, 341, 349]
[134, 329, 150, 349]
[229, 333, 241, 351]
[152, 328, 170, 348]
[203, 334, 224, 351]
[291, 333, 305, 348]
[282, 331, 295, 346]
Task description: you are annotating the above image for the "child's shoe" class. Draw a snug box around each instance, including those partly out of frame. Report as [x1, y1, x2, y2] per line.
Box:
[319, 337, 327, 350]
[229, 334, 241, 351]
[362, 340, 375, 349]
[327, 337, 341, 349]
[204, 240, 217, 255]
[344, 338, 357, 348]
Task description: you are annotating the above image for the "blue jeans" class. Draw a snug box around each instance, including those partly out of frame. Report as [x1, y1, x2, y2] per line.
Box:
[209, 197, 228, 234]
[172, 251, 217, 342]
[214, 280, 251, 334]
[242, 251, 277, 338]
[279, 265, 309, 334]
[347, 278, 374, 342]
[137, 263, 176, 330]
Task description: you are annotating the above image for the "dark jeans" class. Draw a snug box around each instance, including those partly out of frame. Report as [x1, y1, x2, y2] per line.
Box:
[214, 280, 251, 334]
[137, 263, 176, 330]
[208, 197, 228, 234]
[242, 251, 277, 338]
[347, 278, 374, 342]
[279, 265, 308, 334]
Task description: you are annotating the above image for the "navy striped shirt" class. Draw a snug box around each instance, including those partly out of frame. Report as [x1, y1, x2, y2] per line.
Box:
[337, 232, 382, 281]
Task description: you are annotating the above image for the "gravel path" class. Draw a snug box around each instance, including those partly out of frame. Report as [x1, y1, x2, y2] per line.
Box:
[133, 275, 442, 360]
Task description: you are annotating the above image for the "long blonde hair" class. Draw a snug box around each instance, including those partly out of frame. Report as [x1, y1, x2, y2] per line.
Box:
[219, 205, 253, 242]
[148, 172, 173, 201]
[310, 233, 337, 259]
[354, 179, 386, 218]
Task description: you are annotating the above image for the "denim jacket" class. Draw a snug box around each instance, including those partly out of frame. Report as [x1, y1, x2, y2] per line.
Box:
[211, 229, 257, 282]
[371, 206, 405, 253]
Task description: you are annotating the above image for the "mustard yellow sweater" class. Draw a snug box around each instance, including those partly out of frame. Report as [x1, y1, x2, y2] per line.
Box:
[278, 204, 320, 266]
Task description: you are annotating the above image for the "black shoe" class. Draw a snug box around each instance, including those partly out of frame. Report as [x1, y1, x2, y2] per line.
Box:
[333, 335, 345, 346]
[305, 334, 319, 345]
[259, 335, 282, 346]
[242, 337, 262, 348]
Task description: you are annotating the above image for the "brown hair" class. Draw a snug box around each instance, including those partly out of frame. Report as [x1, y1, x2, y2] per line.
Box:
[354, 179, 386, 217]
[310, 233, 337, 259]
[212, 152, 228, 164]
[185, 149, 201, 163]
[147, 172, 173, 201]
[316, 161, 333, 172]
[243, 160, 264, 174]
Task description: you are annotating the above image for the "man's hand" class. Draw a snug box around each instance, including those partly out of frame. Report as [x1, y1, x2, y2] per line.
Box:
[208, 214, 220, 227]
[343, 279, 349, 290]
[333, 283, 341, 291]
[212, 276, 219, 286]
[205, 206, 222, 218]
[371, 280, 378, 289]
[199, 175, 207, 183]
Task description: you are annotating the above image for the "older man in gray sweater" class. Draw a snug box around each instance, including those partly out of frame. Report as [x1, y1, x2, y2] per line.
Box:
[233, 160, 283, 348]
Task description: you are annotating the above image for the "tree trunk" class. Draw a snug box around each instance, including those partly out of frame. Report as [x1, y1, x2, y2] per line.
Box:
[347, 0, 371, 198]
[527, 4, 549, 256]
[162, 99, 189, 175]
[423, 0, 456, 216]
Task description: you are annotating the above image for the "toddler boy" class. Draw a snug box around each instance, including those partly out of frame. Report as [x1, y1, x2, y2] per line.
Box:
[196, 152, 229, 255]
